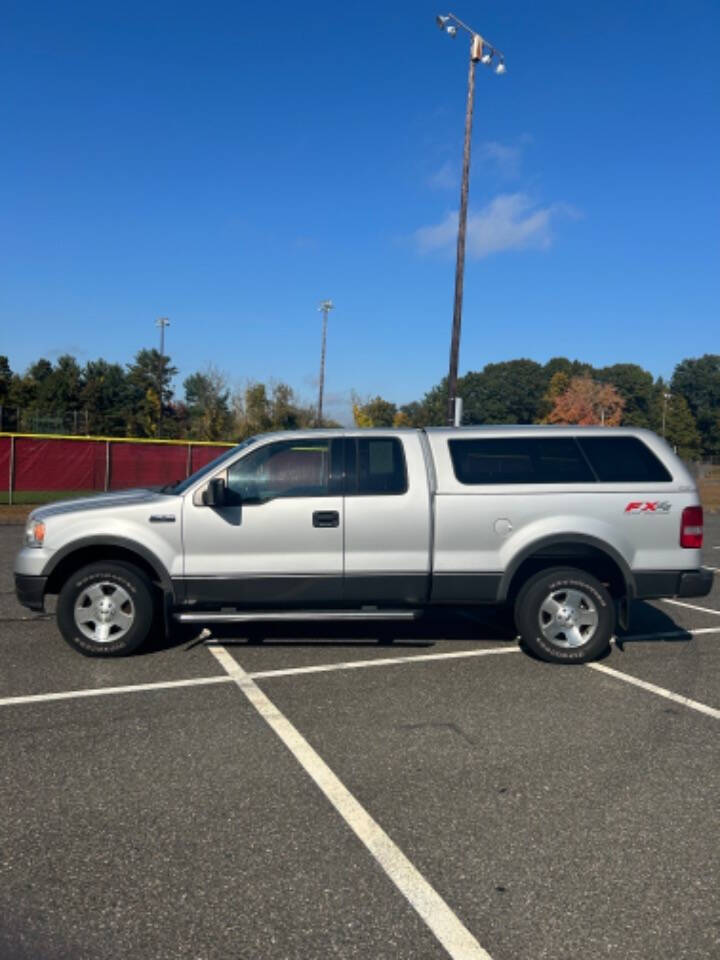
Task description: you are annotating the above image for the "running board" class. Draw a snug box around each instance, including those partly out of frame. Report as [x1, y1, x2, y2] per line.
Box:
[174, 609, 422, 624]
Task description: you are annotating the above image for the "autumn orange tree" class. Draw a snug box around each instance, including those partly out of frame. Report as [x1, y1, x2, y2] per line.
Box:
[547, 376, 625, 426]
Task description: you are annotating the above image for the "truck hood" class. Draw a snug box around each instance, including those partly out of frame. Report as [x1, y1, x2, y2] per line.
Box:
[30, 488, 178, 521]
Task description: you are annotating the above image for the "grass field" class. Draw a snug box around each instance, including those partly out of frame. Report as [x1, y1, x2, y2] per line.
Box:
[0, 490, 97, 524]
[0, 490, 96, 506]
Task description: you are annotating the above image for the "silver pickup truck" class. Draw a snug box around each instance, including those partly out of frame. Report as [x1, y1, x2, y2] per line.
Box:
[15, 426, 713, 663]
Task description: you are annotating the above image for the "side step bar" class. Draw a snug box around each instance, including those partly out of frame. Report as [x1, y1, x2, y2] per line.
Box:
[174, 609, 422, 624]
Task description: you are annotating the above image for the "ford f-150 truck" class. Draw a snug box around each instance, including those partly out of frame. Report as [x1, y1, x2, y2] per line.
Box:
[14, 426, 713, 663]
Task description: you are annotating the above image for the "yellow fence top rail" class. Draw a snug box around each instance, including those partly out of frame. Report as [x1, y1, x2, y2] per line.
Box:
[0, 432, 235, 448]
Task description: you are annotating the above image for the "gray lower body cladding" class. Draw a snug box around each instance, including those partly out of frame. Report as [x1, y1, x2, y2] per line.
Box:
[15, 568, 714, 615]
[633, 568, 714, 600]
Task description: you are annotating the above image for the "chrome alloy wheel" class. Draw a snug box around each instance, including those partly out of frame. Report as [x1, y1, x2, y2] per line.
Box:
[538, 587, 599, 650]
[73, 581, 135, 644]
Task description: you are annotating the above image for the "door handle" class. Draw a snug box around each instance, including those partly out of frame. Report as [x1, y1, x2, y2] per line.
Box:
[313, 510, 340, 528]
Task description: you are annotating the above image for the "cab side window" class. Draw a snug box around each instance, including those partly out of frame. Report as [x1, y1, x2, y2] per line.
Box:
[345, 437, 408, 495]
[226, 440, 331, 504]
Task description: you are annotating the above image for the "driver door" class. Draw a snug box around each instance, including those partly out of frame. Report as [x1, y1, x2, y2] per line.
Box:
[181, 437, 344, 606]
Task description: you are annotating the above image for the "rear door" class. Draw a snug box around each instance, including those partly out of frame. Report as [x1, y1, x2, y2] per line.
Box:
[342, 433, 432, 605]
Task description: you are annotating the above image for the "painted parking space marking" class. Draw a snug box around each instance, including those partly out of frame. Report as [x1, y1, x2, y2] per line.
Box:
[616, 626, 720, 642]
[588, 662, 720, 719]
[2, 625, 720, 709]
[0, 674, 233, 708]
[245, 644, 520, 680]
[208, 644, 493, 960]
[662, 598, 720, 617]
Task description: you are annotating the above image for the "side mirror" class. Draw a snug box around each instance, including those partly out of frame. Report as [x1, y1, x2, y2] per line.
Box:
[203, 476, 228, 507]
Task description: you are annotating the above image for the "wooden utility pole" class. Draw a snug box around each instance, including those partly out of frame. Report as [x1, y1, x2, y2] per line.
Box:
[447, 38, 479, 427]
[436, 16, 506, 426]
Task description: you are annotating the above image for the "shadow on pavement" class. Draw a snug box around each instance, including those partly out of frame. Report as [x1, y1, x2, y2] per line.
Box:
[142, 606, 519, 656]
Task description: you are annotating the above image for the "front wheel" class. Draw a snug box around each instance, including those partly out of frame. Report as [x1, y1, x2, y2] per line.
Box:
[57, 562, 156, 657]
[514, 567, 614, 664]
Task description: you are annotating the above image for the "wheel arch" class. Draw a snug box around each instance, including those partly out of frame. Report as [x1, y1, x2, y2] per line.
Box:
[43, 537, 174, 599]
[500, 534, 635, 605]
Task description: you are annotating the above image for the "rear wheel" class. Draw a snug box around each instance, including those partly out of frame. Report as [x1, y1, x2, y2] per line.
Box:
[514, 567, 614, 664]
[57, 562, 155, 657]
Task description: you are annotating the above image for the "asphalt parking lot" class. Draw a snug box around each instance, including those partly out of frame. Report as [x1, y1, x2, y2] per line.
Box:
[1, 521, 719, 960]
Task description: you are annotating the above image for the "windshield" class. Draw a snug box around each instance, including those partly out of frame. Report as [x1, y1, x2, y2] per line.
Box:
[169, 437, 258, 495]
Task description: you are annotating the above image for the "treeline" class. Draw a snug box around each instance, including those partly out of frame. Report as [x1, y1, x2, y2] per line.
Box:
[353, 355, 720, 460]
[0, 350, 336, 441]
[1, 351, 718, 460]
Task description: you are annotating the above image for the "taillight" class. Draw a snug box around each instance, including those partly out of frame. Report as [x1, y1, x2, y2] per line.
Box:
[680, 506, 703, 548]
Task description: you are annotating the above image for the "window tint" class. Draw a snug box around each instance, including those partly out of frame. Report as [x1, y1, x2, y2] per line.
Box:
[449, 437, 595, 485]
[172, 437, 256, 494]
[227, 439, 331, 503]
[577, 437, 672, 482]
[346, 437, 408, 495]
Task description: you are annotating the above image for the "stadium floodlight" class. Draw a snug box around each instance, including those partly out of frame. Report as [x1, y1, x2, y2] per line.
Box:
[434, 13, 507, 427]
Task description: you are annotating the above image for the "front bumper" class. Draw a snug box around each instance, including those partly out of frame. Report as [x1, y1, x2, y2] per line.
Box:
[14, 574, 47, 612]
[634, 568, 714, 600]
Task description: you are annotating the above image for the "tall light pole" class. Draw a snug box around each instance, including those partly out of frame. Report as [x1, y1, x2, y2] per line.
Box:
[156, 316, 170, 357]
[662, 392, 672, 438]
[436, 13, 506, 426]
[317, 300, 334, 425]
[155, 317, 170, 437]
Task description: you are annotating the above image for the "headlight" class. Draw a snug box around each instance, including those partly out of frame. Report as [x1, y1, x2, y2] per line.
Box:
[25, 520, 46, 548]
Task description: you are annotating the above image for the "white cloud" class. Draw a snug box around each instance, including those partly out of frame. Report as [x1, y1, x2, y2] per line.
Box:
[414, 193, 572, 259]
[427, 160, 457, 190]
[478, 141, 523, 178]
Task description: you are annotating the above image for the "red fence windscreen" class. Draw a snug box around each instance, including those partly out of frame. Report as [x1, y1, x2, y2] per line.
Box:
[0, 436, 9, 493]
[110, 442, 189, 490]
[14, 438, 106, 491]
[1, 435, 233, 503]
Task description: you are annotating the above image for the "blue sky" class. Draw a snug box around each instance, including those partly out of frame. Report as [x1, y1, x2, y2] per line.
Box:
[2, 0, 719, 423]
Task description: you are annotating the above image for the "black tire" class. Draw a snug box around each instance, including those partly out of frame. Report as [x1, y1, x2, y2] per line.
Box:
[56, 562, 156, 657]
[514, 566, 614, 664]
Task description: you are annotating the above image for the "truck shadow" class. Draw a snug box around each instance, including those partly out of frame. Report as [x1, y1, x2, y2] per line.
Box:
[148, 606, 520, 654]
[146, 600, 694, 655]
[614, 600, 695, 650]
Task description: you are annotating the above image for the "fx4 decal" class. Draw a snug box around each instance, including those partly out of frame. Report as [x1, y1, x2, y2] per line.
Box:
[625, 501, 672, 514]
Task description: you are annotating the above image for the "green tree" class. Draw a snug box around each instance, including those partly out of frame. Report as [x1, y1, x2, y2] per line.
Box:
[649, 385, 702, 461]
[352, 394, 397, 427]
[416, 379, 449, 426]
[0, 356, 13, 411]
[595, 363, 655, 427]
[396, 401, 429, 427]
[36, 355, 84, 414]
[671, 354, 720, 457]
[184, 367, 233, 440]
[460, 360, 546, 424]
[270, 382, 316, 431]
[543, 356, 592, 382]
[81, 359, 132, 435]
[126, 349, 177, 437]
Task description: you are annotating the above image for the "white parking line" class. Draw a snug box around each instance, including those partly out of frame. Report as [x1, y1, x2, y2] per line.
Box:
[246, 644, 520, 679]
[208, 644, 493, 960]
[662, 598, 720, 617]
[2, 627, 720, 709]
[588, 662, 720, 720]
[617, 626, 720, 642]
[0, 674, 233, 707]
